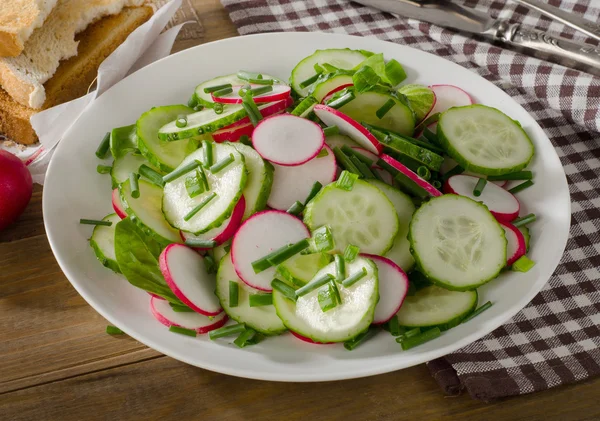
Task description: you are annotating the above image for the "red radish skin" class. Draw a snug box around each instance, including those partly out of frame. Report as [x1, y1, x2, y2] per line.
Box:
[444, 174, 520, 222]
[211, 84, 291, 104]
[0, 150, 33, 231]
[362, 254, 409, 324]
[159, 244, 223, 316]
[321, 83, 354, 103]
[290, 330, 333, 345]
[212, 121, 254, 143]
[380, 154, 442, 197]
[228, 97, 294, 129]
[150, 296, 228, 334]
[252, 114, 325, 166]
[313, 105, 383, 155]
[427, 85, 473, 117]
[112, 188, 127, 219]
[501, 222, 527, 266]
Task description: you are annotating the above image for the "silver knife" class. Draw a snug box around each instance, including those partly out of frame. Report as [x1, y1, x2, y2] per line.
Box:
[354, 0, 600, 77]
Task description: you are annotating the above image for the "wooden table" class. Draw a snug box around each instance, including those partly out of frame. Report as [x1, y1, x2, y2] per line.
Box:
[1, 1, 599, 419]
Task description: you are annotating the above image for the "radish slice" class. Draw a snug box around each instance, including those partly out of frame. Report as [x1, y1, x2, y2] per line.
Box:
[148, 292, 165, 300]
[313, 104, 383, 154]
[290, 330, 333, 345]
[444, 174, 520, 222]
[212, 84, 291, 104]
[439, 157, 507, 187]
[228, 97, 294, 129]
[112, 188, 127, 219]
[321, 83, 354, 103]
[500, 222, 527, 266]
[252, 114, 325, 166]
[150, 296, 228, 334]
[350, 146, 379, 163]
[380, 154, 442, 197]
[267, 144, 337, 210]
[159, 244, 223, 316]
[428, 85, 473, 116]
[350, 147, 392, 184]
[231, 210, 310, 291]
[180, 196, 246, 249]
[212, 121, 254, 143]
[374, 168, 393, 185]
[363, 255, 409, 325]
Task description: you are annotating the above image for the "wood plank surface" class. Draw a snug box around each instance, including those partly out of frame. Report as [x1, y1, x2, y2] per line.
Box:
[1, 0, 599, 420]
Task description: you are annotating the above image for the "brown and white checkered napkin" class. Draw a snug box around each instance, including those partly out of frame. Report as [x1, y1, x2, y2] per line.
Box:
[220, 0, 600, 401]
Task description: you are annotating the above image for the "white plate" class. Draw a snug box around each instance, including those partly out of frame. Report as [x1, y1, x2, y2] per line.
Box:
[43, 32, 570, 382]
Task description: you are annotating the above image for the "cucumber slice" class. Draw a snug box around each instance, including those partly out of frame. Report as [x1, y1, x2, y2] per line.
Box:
[162, 143, 247, 234]
[158, 105, 247, 141]
[276, 252, 332, 286]
[89, 213, 121, 273]
[437, 105, 534, 175]
[120, 179, 182, 246]
[215, 253, 286, 335]
[339, 89, 415, 136]
[519, 226, 530, 252]
[111, 152, 150, 188]
[396, 285, 477, 330]
[194, 73, 282, 108]
[232, 143, 273, 220]
[366, 180, 415, 272]
[291, 49, 370, 97]
[110, 124, 137, 160]
[273, 257, 378, 343]
[311, 72, 353, 102]
[304, 179, 399, 255]
[291, 96, 318, 118]
[409, 195, 507, 290]
[137, 105, 199, 172]
[325, 133, 357, 150]
[377, 132, 444, 171]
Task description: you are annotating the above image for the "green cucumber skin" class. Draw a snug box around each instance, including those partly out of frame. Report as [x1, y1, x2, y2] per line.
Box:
[291, 96, 318, 117]
[232, 143, 273, 220]
[437, 105, 534, 176]
[89, 214, 122, 274]
[157, 107, 249, 142]
[519, 226, 531, 252]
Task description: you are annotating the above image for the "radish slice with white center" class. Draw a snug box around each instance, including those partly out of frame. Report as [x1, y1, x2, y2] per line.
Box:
[267, 144, 337, 210]
[364, 255, 409, 324]
[313, 104, 383, 154]
[212, 121, 254, 143]
[159, 244, 223, 316]
[444, 174, 520, 222]
[228, 97, 294, 129]
[500, 222, 526, 266]
[290, 330, 333, 345]
[180, 196, 246, 250]
[427, 85, 473, 116]
[350, 146, 379, 163]
[439, 157, 507, 187]
[150, 296, 228, 334]
[380, 154, 442, 197]
[252, 114, 325, 166]
[231, 210, 310, 291]
[321, 83, 354, 103]
[212, 84, 291, 104]
[112, 188, 127, 219]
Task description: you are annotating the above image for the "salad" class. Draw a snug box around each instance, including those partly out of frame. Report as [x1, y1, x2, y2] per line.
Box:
[85, 48, 537, 350]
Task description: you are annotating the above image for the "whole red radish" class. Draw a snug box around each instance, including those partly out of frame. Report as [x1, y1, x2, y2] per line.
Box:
[0, 150, 33, 231]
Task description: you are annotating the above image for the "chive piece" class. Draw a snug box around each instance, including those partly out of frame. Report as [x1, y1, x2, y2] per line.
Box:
[129, 173, 140, 198]
[224, 243, 232, 253]
[309, 225, 335, 253]
[249, 293, 273, 307]
[97, 164, 112, 174]
[228, 281, 239, 307]
[508, 180, 534, 194]
[473, 178, 487, 197]
[512, 213, 536, 228]
[341, 145, 374, 167]
[329, 280, 342, 304]
[176, 116, 188, 128]
[234, 328, 258, 348]
[385, 59, 407, 85]
[249, 85, 273, 97]
[336, 170, 359, 191]
[80, 218, 112, 226]
[184, 239, 217, 249]
[209, 323, 246, 340]
[163, 160, 201, 183]
[185, 172, 205, 198]
[267, 239, 310, 266]
[248, 78, 273, 85]
[209, 154, 235, 174]
[197, 166, 210, 191]
[239, 135, 252, 146]
[169, 303, 195, 312]
[95, 132, 111, 159]
[313, 63, 324, 73]
[441, 164, 464, 182]
[318, 283, 338, 312]
[461, 301, 493, 324]
[317, 148, 329, 158]
[203, 140, 213, 167]
[271, 279, 297, 302]
[349, 155, 375, 179]
[323, 125, 339, 137]
[406, 281, 416, 296]
[242, 93, 262, 126]
[295, 273, 335, 297]
[512, 255, 536, 272]
[326, 91, 355, 109]
[299, 73, 321, 89]
[432, 180, 442, 189]
[376, 99, 396, 119]
[422, 127, 439, 144]
[203, 83, 232, 94]
[238, 84, 251, 97]
[343, 244, 360, 262]
[106, 325, 124, 335]
[487, 171, 533, 181]
[417, 166, 431, 181]
[414, 112, 440, 133]
[237, 70, 262, 81]
[335, 255, 346, 283]
[212, 87, 234, 98]
[396, 327, 421, 343]
[183, 192, 217, 221]
[333, 147, 361, 175]
[322, 63, 339, 72]
[287, 200, 305, 215]
[187, 96, 198, 108]
[387, 316, 404, 336]
[139, 164, 165, 187]
[342, 267, 367, 288]
[214, 103, 224, 115]
[344, 326, 378, 351]
[204, 255, 217, 274]
[251, 246, 291, 274]
[400, 327, 441, 350]
[193, 104, 204, 112]
[304, 181, 323, 205]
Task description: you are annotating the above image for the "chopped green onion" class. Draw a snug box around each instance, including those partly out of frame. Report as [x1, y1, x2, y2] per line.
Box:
[251, 246, 290, 274]
[129, 173, 140, 199]
[209, 154, 235, 174]
[239, 135, 252, 146]
[376, 99, 396, 119]
[441, 164, 464, 182]
[95, 132, 111, 159]
[461, 301, 493, 324]
[322, 63, 339, 72]
[422, 127, 439, 145]
[197, 166, 210, 191]
[344, 326, 378, 351]
[326, 91, 355, 109]
[416, 166, 431, 180]
[80, 218, 112, 226]
[512, 255, 536, 272]
[248, 78, 273, 85]
[238, 84, 252, 97]
[387, 316, 404, 336]
[209, 323, 246, 340]
[317, 148, 329, 158]
[323, 125, 339, 136]
[193, 104, 204, 112]
[204, 254, 217, 274]
[341, 145, 374, 167]
[299, 73, 321, 89]
[185, 172, 205, 198]
[169, 303, 195, 312]
[234, 328, 258, 348]
[318, 283, 338, 312]
[271, 279, 297, 302]
[214, 103, 224, 115]
[176, 116, 188, 128]
[349, 155, 375, 179]
[224, 243, 231, 253]
[329, 280, 342, 304]
[187, 96, 198, 108]
[249, 86, 273, 97]
[169, 326, 197, 337]
[295, 273, 335, 297]
[106, 325, 124, 335]
[512, 213, 536, 228]
[395, 327, 421, 343]
[406, 281, 416, 296]
[212, 87, 233, 98]
[304, 181, 323, 205]
[267, 239, 310, 266]
[487, 171, 533, 181]
[237, 70, 262, 81]
[385, 59, 407, 86]
[249, 293, 273, 307]
[203, 83, 232, 93]
[343, 244, 360, 262]
[399, 327, 441, 350]
[473, 178, 487, 197]
[203, 140, 213, 167]
[183, 192, 217, 221]
[336, 170, 359, 191]
[287, 200, 305, 215]
[242, 93, 263, 126]
[353, 65, 380, 93]
[163, 160, 201, 183]
[229, 281, 239, 307]
[309, 225, 335, 253]
[335, 255, 346, 283]
[96, 164, 112, 174]
[333, 147, 361, 175]
[139, 164, 165, 187]
[184, 239, 216, 248]
[342, 267, 367, 288]
[508, 180, 534, 194]
[414, 112, 440, 133]
[432, 180, 442, 189]
[313, 63, 325, 73]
